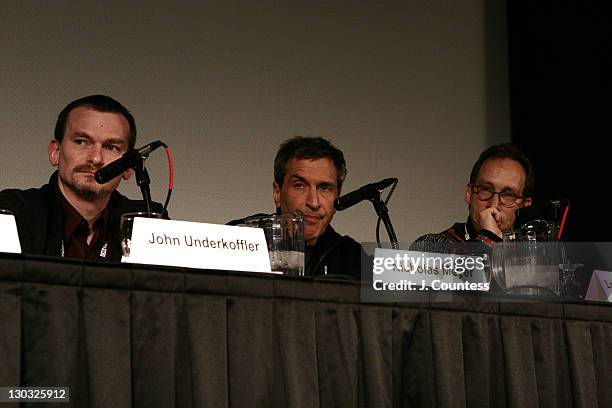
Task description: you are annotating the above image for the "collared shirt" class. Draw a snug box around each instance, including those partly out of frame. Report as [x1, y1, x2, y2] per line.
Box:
[61, 194, 111, 260]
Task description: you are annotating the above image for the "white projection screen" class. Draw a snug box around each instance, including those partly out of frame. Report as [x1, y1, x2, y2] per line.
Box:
[0, 0, 510, 243]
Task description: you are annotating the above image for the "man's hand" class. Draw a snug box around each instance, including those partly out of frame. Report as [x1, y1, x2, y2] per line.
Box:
[474, 207, 503, 239]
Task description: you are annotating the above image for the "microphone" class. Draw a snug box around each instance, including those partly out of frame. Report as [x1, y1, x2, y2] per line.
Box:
[515, 198, 569, 222]
[334, 178, 397, 211]
[95, 141, 163, 184]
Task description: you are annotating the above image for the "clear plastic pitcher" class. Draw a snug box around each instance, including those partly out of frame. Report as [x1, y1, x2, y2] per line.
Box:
[244, 214, 305, 276]
[492, 219, 562, 297]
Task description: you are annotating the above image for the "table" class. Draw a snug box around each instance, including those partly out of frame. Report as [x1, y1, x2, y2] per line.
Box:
[1, 254, 611, 407]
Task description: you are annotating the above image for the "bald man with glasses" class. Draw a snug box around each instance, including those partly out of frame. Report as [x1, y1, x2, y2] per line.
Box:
[413, 143, 534, 247]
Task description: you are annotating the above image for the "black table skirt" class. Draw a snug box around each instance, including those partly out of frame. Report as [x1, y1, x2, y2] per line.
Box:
[1, 254, 611, 407]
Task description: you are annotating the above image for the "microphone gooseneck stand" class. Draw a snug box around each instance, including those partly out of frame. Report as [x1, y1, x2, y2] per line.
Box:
[133, 156, 153, 216]
[371, 194, 399, 249]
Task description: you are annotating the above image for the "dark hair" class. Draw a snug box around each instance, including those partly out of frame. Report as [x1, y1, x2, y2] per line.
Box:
[274, 136, 347, 191]
[54, 94, 137, 150]
[469, 143, 535, 197]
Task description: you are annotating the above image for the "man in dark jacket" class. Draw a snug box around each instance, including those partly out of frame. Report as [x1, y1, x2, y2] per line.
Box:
[272, 136, 362, 279]
[0, 94, 163, 262]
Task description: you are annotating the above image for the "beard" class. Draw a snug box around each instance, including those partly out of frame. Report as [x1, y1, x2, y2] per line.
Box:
[61, 165, 105, 200]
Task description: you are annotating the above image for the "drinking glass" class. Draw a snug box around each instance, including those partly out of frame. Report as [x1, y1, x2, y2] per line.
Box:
[120, 212, 163, 257]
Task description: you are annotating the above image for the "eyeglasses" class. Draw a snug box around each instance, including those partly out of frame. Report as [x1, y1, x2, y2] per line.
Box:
[470, 184, 523, 207]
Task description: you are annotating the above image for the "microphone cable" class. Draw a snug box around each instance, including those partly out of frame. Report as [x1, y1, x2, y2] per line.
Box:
[161, 143, 174, 217]
[375, 178, 399, 247]
[557, 202, 570, 241]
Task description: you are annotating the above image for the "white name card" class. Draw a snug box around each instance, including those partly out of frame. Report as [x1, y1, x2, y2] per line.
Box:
[122, 218, 272, 273]
[585, 270, 612, 302]
[0, 213, 22, 254]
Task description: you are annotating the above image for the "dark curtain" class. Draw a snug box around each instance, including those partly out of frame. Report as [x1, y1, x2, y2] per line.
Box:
[508, 1, 612, 241]
[1, 255, 612, 407]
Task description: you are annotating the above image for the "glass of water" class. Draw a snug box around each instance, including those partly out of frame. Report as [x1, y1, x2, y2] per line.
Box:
[120, 212, 163, 257]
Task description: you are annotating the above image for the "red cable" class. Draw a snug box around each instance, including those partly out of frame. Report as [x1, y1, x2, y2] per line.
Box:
[165, 146, 174, 190]
[557, 203, 569, 240]
[160, 145, 174, 215]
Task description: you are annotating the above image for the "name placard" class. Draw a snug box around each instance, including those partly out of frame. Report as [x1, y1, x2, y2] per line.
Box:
[122, 218, 272, 273]
[0, 213, 21, 254]
[585, 270, 612, 302]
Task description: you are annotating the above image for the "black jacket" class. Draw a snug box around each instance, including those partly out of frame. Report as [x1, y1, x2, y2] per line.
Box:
[305, 225, 363, 280]
[0, 172, 164, 262]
